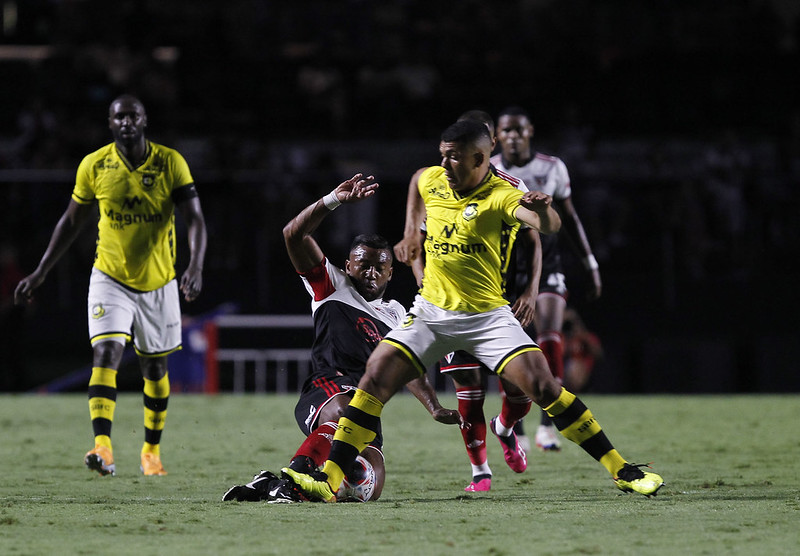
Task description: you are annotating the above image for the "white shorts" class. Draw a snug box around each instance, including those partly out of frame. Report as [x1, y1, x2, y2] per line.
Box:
[87, 268, 182, 356]
[383, 295, 539, 374]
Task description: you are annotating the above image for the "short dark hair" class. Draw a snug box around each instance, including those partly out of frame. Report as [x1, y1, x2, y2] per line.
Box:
[457, 110, 495, 135]
[441, 120, 491, 145]
[497, 105, 531, 121]
[351, 233, 391, 256]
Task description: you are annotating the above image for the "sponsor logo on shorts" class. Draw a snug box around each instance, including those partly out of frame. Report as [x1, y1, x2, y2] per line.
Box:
[91, 304, 106, 319]
[305, 405, 316, 430]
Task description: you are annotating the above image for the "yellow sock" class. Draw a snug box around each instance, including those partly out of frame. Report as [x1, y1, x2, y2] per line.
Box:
[323, 389, 383, 489]
[143, 373, 169, 454]
[88, 367, 117, 448]
[545, 387, 627, 476]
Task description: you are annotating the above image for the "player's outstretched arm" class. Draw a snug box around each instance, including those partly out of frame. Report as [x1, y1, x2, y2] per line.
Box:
[557, 197, 602, 300]
[14, 200, 94, 305]
[283, 173, 379, 273]
[406, 373, 468, 428]
[516, 191, 561, 234]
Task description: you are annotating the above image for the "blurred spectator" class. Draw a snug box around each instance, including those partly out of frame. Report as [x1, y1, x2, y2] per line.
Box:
[562, 308, 602, 393]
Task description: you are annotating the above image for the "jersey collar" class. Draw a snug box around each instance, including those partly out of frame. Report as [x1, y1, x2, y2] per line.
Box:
[114, 140, 152, 171]
[452, 167, 493, 200]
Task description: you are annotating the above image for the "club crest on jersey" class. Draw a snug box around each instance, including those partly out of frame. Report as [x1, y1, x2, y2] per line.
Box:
[535, 175, 547, 186]
[141, 173, 157, 188]
[463, 203, 478, 221]
[91, 304, 105, 319]
[356, 317, 383, 346]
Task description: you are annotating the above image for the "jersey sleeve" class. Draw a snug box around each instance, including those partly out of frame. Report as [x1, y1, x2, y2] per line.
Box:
[168, 149, 195, 191]
[71, 154, 96, 204]
[299, 258, 336, 302]
[498, 183, 525, 225]
[553, 158, 572, 200]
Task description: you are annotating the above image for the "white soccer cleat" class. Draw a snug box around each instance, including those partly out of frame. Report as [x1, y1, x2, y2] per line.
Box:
[535, 424, 562, 452]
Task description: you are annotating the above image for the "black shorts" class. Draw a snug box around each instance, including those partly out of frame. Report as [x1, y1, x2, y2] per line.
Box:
[294, 374, 384, 449]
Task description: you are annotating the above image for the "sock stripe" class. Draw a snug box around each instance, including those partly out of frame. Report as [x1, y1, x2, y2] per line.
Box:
[144, 407, 168, 431]
[143, 374, 170, 398]
[88, 385, 118, 401]
[580, 431, 615, 462]
[143, 394, 168, 412]
[550, 397, 588, 430]
[88, 367, 117, 388]
[543, 388, 576, 417]
[337, 416, 378, 448]
[351, 389, 384, 417]
[91, 418, 112, 437]
[89, 397, 116, 420]
[559, 409, 602, 444]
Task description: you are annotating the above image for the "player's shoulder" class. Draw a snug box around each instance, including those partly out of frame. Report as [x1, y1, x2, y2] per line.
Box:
[82, 143, 115, 162]
[493, 166, 523, 189]
[148, 141, 186, 161]
[78, 143, 116, 173]
[534, 151, 563, 164]
[420, 165, 445, 181]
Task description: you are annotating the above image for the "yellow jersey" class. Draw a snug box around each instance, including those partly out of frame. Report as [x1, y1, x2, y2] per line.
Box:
[72, 141, 194, 291]
[418, 166, 523, 312]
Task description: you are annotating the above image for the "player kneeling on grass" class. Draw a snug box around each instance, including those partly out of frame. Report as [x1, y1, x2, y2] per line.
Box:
[222, 173, 464, 503]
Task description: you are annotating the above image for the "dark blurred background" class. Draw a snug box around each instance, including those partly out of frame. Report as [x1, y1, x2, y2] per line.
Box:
[1, 0, 799, 393]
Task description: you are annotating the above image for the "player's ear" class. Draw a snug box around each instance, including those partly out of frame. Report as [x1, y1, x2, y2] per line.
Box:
[473, 151, 485, 168]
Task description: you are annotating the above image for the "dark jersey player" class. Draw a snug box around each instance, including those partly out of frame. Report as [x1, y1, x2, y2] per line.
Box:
[223, 173, 462, 503]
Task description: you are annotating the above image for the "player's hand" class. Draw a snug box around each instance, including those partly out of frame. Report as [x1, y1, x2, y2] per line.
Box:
[180, 265, 203, 302]
[511, 293, 536, 328]
[393, 236, 421, 265]
[519, 190, 553, 212]
[14, 271, 45, 305]
[431, 407, 470, 429]
[336, 173, 379, 203]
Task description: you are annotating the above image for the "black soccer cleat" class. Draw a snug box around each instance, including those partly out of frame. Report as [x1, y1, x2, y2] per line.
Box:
[222, 470, 281, 502]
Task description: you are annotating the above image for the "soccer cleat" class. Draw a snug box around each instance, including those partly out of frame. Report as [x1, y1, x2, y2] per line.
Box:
[267, 478, 308, 504]
[281, 467, 336, 503]
[222, 470, 281, 502]
[614, 463, 665, 497]
[464, 477, 492, 492]
[140, 452, 167, 476]
[85, 445, 115, 476]
[490, 416, 527, 473]
[535, 423, 562, 452]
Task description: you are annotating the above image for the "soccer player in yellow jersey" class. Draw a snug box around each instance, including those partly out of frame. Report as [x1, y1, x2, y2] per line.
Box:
[283, 120, 664, 500]
[15, 95, 207, 477]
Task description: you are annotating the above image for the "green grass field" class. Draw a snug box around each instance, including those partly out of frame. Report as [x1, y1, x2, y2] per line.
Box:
[1, 393, 798, 555]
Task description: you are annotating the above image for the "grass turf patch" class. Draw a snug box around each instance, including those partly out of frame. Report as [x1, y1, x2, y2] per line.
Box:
[0, 393, 798, 555]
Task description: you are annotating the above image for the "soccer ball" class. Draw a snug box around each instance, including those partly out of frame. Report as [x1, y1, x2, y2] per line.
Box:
[336, 455, 376, 502]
